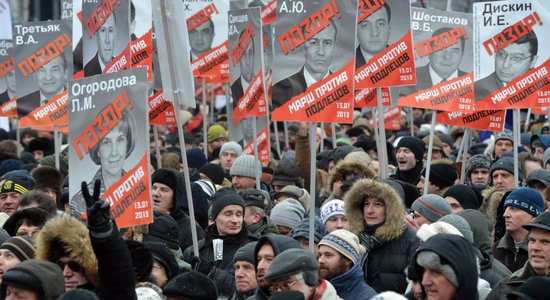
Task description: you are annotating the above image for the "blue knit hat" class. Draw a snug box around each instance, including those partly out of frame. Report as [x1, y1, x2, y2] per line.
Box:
[291, 218, 327, 243]
[504, 187, 544, 217]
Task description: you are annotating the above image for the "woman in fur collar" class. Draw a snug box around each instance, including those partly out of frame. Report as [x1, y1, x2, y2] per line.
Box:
[344, 178, 419, 294]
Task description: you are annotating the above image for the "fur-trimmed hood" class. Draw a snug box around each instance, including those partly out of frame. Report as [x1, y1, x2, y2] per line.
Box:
[344, 178, 406, 241]
[327, 159, 378, 193]
[35, 216, 99, 287]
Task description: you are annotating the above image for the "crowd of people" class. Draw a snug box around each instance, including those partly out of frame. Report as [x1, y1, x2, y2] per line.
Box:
[0, 109, 548, 300]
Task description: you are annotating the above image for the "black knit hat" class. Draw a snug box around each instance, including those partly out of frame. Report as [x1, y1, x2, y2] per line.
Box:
[144, 210, 180, 251]
[397, 136, 425, 162]
[151, 168, 177, 192]
[507, 276, 550, 300]
[125, 239, 153, 282]
[233, 241, 257, 264]
[209, 188, 245, 220]
[199, 163, 225, 185]
[163, 271, 218, 299]
[0, 236, 35, 262]
[145, 241, 179, 280]
[443, 184, 481, 210]
[425, 163, 457, 189]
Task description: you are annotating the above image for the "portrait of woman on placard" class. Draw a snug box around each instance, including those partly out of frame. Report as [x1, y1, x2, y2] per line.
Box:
[70, 109, 136, 217]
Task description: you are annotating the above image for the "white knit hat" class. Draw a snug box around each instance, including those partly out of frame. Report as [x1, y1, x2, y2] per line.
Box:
[319, 199, 345, 224]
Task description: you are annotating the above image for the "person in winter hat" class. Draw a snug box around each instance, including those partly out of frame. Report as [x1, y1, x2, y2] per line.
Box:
[265, 248, 342, 300]
[219, 141, 242, 178]
[230, 155, 262, 190]
[291, 218, 327, 257]
[31, 166, 63, 205]
[0, 236, 35, 281]
[0, 259, 64, 300]
[506, 276, 550, 300]
[391, 136, 425, 186]
[271, 159, 304, 192]
[0, 175, 34, 216]
[319, 199, 349, 232]
[410, 194, 453, 228]
[318, 229, 376, 299]
[231, 241, 258, 300]
[270, 199, 305, 236]
[183, 187, 258, 298]
[443, 184, 481, 213]
[325, 157, 377, 201]
[465, 154, 492, 191]
[345, 178, 419, 293]
[239, 188, 278, 237]
[417, 161, 458, 196]
[490, 156, 522, 192]
[414, 234, 479, 300]
[163, 271, 218, 300]
[494, 187, 544, 272]
[493, 130, 514, 161]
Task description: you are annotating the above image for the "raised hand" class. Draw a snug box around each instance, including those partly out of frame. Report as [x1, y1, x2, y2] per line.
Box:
[82, 180, 112, 234]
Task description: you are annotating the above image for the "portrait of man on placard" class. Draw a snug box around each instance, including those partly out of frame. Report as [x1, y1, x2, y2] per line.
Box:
[0, 70, 15, 104]
[17, 54, 69, 117]
[474, 28, 538, 101]
[189, 18, 215, 61]
[231, 32, 256, 103]
[84, 12, 117, 76]
[271, 20, 337, 109]
[356, 2, 392, 68]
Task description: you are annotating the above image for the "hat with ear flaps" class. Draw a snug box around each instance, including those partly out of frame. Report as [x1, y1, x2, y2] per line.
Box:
[35, 216, 99, 288]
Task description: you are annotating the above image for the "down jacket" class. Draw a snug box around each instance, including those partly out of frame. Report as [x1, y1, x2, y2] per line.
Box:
[345, 178, 419, 294]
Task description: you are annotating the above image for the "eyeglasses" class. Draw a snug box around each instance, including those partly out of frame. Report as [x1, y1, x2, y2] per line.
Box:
[56, 259, 83, 273]
[495, 51, 532, 64]
[269, 279, 299, 293]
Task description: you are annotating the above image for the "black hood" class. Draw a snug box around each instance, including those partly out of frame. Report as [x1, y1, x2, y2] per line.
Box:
[253, 235, 301, 268]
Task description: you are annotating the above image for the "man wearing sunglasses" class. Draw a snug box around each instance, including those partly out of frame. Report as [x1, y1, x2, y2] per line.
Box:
[475, 27, 538, 102]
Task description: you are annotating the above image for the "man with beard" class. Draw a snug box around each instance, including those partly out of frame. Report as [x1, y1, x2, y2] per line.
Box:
[318, 229, 376, 299]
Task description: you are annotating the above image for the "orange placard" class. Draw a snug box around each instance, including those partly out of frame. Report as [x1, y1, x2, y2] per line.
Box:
[354, 87, 390, 108]
[191, 41, 230, 83]
[243, 126, 270, 164]
[149, 90, 176, 126]
[131, 29, 153, 82]
[103, 155, 153, 228]
[261, 0, 277, 25]
[369, 106, 401, 130]
[232, 70, 267, 125]
[0, 98, 17, 118]
[18, 91, 68, 127]
[398, 72, 475, 112]
[436, 109, 506, 132]
[271, 61, 354, 123]
[105, 47, 131, 74]
[354, 30, 416, 88]
[475, 59, 550, 111]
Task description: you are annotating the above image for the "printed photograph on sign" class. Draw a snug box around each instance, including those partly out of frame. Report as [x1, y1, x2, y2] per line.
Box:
[354, 0, 416, 88]
[271, 0, 358, 123]
[473, 0, 550, 110]
[185, 0, 229, 82]
[0, 40, 14, 106]
[229, 7, 267, 125]
[13, 20, 73, 126]
[248, 0, 277, 25]
[397, 8, 474, 113]
[72, 0, 83, 78]
[82, 0, 131, 77]
[130, 0, 153, 81]
[68, 68, 151, 227]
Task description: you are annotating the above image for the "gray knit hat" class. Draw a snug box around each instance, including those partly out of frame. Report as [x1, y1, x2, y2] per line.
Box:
[230, 155, 261, 179]
[439, 214, 474, 244]
[465, 154, 491, 187]
[270, 199, 305, 230]
[490, 157, 523, 180]
[265, 248, 318, 286]
[416, 251, 459, 286]
[220, 141, 242, 157]
[495, 130, 513, 144]
[412, 194, 452, 223]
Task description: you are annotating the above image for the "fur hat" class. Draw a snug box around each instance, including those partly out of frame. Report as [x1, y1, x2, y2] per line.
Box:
[35, 216, 99, 287]
[319, 229, 365, 264]
[27, 137, 54, 156]
[31, 166, 63, 196]
[3, 207, 50, 236]
[163, 271, 218, 299]
[151, 168, 178, 193]
[412, 194, 452, 223]
[265, 248, 318, 286]
[272, 159, 301, 187]
[230, 155, 261, 179]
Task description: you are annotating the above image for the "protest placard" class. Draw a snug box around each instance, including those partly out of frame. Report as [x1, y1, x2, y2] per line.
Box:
[354, 87, 391, 108]
[271, 0, 358, 123]
[68, 68, 151, 227]
[0, 39, 16, 117]
[243, 125, 270, 164]
[13, 20, 72, 127]
[130, 1, 153, 81]
[148, 90, 176, 126]
[436, 109, 506, 132]
[398, 8, 474, 113]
